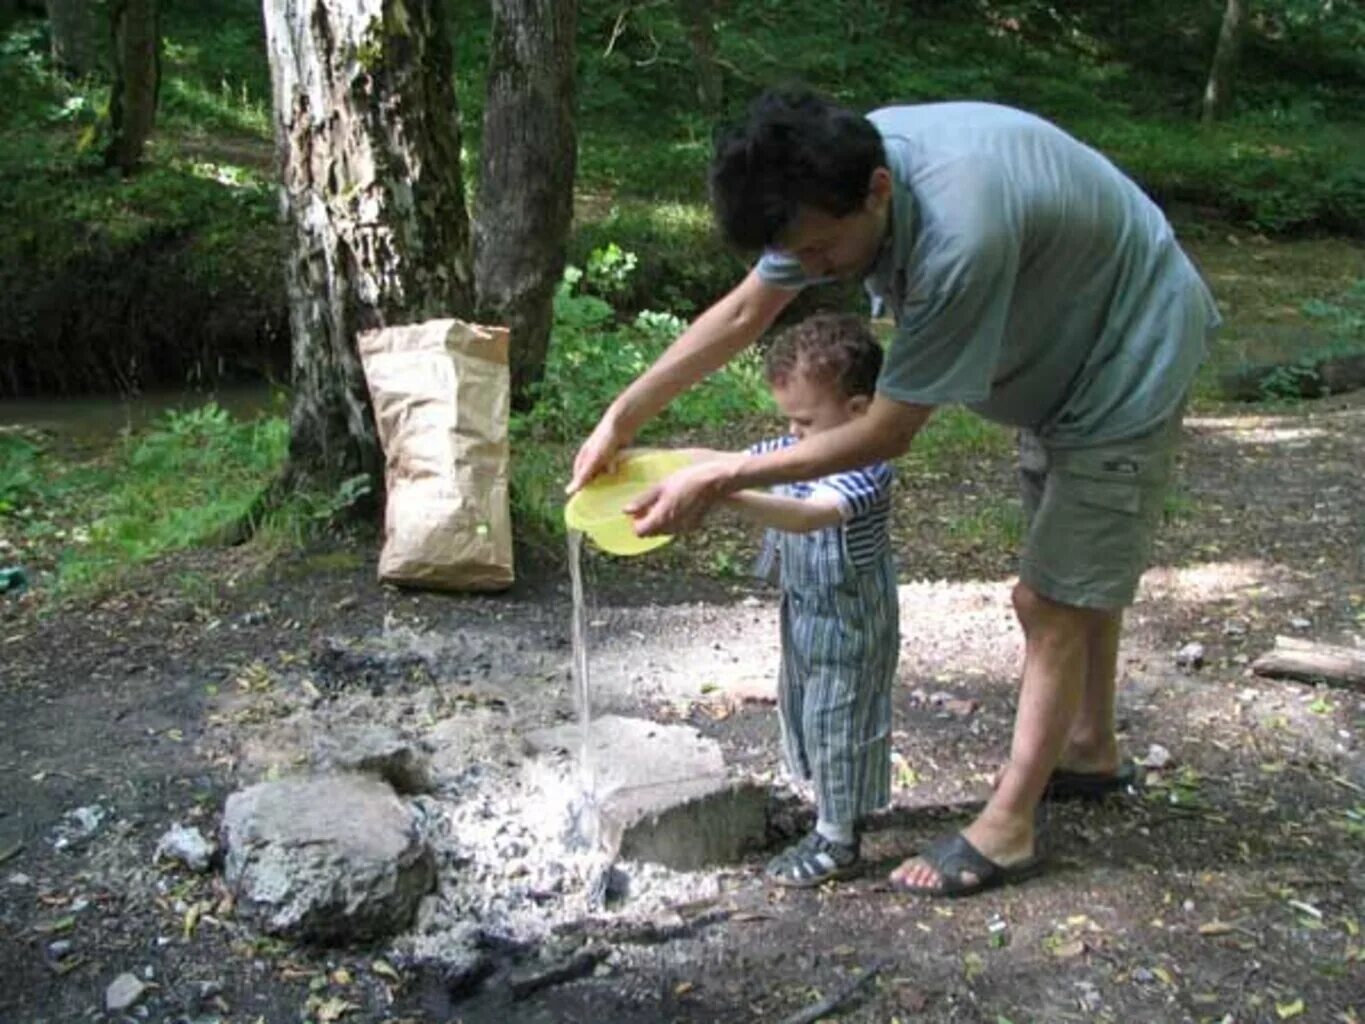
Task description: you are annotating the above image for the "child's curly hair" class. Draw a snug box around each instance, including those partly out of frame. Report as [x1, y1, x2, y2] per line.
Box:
[764, 313, 883, 398]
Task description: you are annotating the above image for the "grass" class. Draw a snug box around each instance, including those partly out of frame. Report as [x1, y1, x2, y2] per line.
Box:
[944, 499, 1027, 552]
[0, 401, 360, 599]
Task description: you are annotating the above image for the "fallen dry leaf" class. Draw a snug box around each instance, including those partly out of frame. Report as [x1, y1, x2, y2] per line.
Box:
[371, 959, 401, 982]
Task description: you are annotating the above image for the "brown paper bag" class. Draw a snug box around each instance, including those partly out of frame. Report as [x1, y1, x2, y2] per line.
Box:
[357, 319, 514, 591]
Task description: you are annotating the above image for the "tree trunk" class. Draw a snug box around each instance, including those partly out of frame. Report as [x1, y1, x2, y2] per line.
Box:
[104, 0, 160, 174]
[45, 0, 100, 77]
[1201, 0, 1245, 124]
[262, 0, 475, 493]
[678, 0, 722, 115]
[474, 0, 577, 410]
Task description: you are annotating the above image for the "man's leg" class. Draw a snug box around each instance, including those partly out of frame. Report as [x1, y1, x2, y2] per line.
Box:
[1060, 607, 1123, 775]
[893, 410, 1184, 891]
[891, 582, 1103, 887]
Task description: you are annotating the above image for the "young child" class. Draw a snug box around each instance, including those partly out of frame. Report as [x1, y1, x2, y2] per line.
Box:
[722, 312, 899, 886]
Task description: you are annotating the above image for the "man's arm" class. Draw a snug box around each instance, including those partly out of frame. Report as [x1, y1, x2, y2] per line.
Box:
[629, 395, 934, 535]
[568, 269, 798, 493]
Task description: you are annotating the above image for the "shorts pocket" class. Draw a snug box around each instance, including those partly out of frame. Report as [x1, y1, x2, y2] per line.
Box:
[1066, 474, 1142, 516]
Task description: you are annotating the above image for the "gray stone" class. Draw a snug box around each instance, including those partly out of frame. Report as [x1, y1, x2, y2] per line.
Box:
[52, 804, 106, 851]
[1140, 743, 1173, 770]
[526, 715, 767, 871]
[155, 824, 216, 872]
[1175, 642, 1206, 669]
[220, 773, 434, 944]
[106, 972, 147, 1011]
[317, 725, 433, 795]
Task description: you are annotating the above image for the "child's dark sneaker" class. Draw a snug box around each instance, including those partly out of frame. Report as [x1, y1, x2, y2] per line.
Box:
[765, 831, 860, 887]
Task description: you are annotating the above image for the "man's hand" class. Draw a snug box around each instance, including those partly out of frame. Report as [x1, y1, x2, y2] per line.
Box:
[567, 416, 631, 495]
[626, 457, 741, 536]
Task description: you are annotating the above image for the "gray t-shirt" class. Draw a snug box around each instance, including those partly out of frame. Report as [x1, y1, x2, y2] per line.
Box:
[756, 102, 1221, 446]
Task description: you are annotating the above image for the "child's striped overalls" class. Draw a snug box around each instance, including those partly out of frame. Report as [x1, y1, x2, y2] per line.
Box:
[751, 437, 900, 829]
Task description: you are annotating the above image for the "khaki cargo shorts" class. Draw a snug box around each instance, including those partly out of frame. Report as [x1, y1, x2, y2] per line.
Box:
[1018, 406, 1186, 611]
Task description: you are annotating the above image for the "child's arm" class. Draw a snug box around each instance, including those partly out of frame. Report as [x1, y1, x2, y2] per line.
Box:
[622, 445, 841, 531]
[724, 490, 842, 533]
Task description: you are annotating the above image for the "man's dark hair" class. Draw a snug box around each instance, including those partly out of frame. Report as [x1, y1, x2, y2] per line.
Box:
[710, 87, 886, 251]
[765, 313, 883, 398]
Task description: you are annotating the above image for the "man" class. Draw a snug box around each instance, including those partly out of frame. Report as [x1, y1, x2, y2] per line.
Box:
[568, 88, 1219, 897]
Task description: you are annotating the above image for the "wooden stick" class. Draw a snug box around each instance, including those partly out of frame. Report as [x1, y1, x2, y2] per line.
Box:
[778, 960, 887, 1024]
[1251, 636, 1365, 689]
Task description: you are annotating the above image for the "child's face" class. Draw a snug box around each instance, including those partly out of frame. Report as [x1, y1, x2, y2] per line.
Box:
[770, 368, 870, 440]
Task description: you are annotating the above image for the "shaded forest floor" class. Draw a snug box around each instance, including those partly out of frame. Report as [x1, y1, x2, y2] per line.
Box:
[2, 376, 1363, 1022]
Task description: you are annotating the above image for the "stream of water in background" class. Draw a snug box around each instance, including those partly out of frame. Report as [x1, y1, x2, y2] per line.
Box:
[566, 530, 599, 843]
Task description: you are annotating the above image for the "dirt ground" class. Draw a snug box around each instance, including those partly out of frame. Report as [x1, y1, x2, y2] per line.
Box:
[2, 387, 1364, 1024]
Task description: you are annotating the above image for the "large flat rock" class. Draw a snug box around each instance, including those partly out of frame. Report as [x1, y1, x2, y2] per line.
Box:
[221, 773, 434, 943]
[526, 715, 767, 871]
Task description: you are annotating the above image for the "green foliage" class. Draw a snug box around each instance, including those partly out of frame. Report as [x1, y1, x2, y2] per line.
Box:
[1303, 278, 1365, 341]
[570, 202, 747, 316]
[53, 403, 286, 590]
[513, 248, 770, 444]
[1248, 278, 1365, 400]
[1087, 118, 1365, 236]
[0, 403, 365, 597]
[905, 407, 1014, 470]
[945, 499, 1027, 550]
[0, 6, 283, 396]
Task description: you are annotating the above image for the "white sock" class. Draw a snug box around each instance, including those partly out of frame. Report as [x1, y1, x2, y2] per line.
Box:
[816, 818, 855, 846]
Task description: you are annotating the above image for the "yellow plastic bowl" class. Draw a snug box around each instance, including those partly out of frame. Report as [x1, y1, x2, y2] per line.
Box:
[564, 450, 693, 556]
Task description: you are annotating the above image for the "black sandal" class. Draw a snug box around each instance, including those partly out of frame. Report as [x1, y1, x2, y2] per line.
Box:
[765, 831, 860, 888]
[890, 832, 1045, 899]
[1046, 759, 1144, 800]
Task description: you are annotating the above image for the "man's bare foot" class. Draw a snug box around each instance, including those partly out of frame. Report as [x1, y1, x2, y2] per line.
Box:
[889, 809, 1035, 893]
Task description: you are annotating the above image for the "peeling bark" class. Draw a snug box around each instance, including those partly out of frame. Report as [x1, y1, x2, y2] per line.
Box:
[475, 0, 577, 409]
[262, 0, 475, 491]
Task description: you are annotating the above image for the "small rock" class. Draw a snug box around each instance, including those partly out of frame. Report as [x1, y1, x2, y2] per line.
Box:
[1175, 642, 1205, 669]
[46, 939, 73, 960]
[1140, 744, 1173, 770]
[52, 805, 106, 851]
[1289, 617, 1311, 630]
[106, 972, 147, 1011]
[741, 595, 761, 608]
[1232, 653, 1250, 665]
[943, 698, 979, 717]
[155, 824, 216, 872]
[1131, 966, 1156, 985]
[1222, 620, 1247, 637]
[7, 872, 31, 886]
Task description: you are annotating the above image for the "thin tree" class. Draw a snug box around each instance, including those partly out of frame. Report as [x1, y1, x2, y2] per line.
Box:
[104, 0, 160, 174]
[45, 0, 100, 77]
[678, 0, 722, 115]
[1202, 0, 1246, 124]
[475, 0, 578, 409]
[261, 0, 475, 493]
